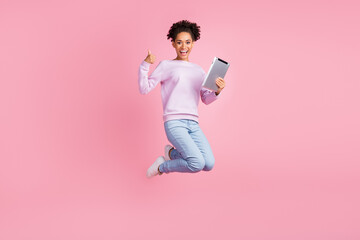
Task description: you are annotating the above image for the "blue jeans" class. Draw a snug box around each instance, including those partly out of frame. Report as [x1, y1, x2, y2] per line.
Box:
[158, 119, 215, 173]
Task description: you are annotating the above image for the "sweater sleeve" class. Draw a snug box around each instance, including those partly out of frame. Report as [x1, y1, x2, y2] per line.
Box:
[200, 87, 220, 105]
[200, 70, 220, 105]
[138, 60, 164, 94]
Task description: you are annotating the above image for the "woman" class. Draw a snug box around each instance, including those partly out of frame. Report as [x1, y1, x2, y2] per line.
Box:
[138, 20, 226, 178]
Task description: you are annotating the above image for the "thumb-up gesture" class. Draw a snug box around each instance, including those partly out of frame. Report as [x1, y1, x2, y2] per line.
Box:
[144, 49, 156, 64]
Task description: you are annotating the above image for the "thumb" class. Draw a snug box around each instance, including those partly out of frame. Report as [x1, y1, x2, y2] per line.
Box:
[148, 49, 151, 55]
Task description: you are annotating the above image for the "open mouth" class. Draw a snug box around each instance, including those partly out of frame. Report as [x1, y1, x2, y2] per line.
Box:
[180, 50, 188, 56]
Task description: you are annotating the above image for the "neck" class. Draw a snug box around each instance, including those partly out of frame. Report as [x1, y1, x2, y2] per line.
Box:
[173, 57, 189, 62]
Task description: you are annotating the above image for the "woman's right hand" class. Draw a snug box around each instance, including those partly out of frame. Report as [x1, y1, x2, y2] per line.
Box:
[144, 49, 156, 64]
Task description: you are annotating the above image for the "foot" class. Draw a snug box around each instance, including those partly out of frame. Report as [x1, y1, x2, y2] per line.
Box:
[146, 156, 165, 178]
[164, 145, 174, 161]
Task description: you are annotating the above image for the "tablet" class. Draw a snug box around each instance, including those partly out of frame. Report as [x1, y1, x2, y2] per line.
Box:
[202, 57, 230, 91]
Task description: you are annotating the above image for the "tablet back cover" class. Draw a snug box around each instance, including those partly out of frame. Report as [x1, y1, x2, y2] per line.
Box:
[203, 57, 230, 91]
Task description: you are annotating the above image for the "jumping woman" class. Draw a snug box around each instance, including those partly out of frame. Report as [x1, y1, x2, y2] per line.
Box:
[138, 19, 226, 178]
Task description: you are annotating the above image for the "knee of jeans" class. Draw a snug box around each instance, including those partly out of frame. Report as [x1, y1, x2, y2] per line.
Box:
[203, 161, 215, 171]
[202, 154, 215, 171]
[187, 156, 205, 172]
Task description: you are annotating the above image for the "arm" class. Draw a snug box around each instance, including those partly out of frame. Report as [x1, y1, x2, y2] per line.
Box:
[200, 87, 220, 105]
[200, 76, 225, 105]
[138, 60, 164, 95]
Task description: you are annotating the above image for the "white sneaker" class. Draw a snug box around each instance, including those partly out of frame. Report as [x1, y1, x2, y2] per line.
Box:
[146, 156, 165, 178]
[164, 145, 174, 161]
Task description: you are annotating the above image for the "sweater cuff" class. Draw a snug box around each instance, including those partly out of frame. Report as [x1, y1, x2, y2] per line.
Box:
[141, 60, 151, 69]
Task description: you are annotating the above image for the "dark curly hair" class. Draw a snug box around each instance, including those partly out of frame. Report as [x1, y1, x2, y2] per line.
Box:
[167, 20, 201, 42]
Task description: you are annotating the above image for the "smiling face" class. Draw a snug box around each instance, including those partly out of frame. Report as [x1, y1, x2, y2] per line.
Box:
[171, 31, 194, 61]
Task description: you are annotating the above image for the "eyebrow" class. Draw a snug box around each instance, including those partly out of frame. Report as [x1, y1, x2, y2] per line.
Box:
[176, 39, 191, 41]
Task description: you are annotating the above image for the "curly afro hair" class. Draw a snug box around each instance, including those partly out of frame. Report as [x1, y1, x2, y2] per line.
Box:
[167, 20, 201, 42]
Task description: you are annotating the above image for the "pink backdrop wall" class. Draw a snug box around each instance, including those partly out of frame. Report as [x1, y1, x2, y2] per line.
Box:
[1, 0, 359, 239]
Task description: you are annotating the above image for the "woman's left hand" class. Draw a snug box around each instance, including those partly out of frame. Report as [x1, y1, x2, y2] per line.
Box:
[215, 77, 226, 95]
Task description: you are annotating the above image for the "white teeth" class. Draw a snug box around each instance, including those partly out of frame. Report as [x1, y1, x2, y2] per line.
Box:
[180, 50, 187, 52]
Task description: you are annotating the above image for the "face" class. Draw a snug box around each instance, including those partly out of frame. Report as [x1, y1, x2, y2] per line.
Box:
[171, 31, 194, 61]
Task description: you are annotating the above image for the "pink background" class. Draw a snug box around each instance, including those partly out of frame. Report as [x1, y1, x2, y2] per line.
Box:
[1, 0, 359, 239]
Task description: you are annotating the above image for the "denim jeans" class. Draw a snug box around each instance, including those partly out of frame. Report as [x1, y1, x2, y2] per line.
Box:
[158, 119, 215, 173]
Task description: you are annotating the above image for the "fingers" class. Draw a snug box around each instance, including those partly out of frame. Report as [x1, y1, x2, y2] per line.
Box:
[144, 49, 156, 64]
[147, 49, 155, 59]
[216, 77, 225, 88]
[216, 77, 225, 84]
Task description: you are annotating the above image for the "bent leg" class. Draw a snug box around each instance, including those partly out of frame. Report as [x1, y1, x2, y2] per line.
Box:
[188, 121, 215, 171]
[159, 120, 205, 173]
